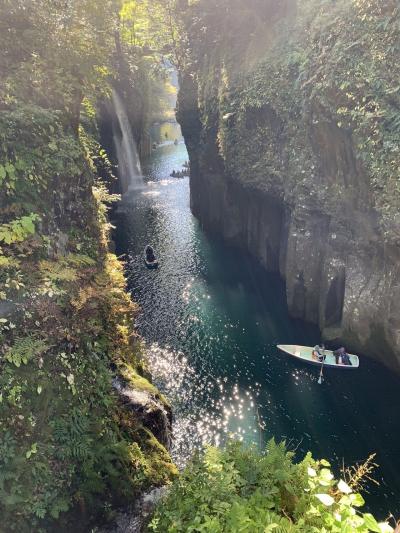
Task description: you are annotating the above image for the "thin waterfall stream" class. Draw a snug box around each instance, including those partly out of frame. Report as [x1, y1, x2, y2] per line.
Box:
[113, 141, 400, 520]
[111, 90, 143, 192]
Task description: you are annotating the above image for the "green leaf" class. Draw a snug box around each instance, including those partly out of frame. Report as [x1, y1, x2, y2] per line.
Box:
[20, 216, 35, 233]
[362, 513, 381, 532]
[5, 162, 15, 178]
[350, 493, 365, 507]
[319, 468, 334, 486]
[319, 459, 330, 467]
[337, 479, 352, 494]
[14, 159, 27, 171]
[315, 493, 334, 506]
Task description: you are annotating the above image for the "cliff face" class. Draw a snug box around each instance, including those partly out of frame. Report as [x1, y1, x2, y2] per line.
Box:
[0, 106, 176, 531]
[0, 3, 179, 529]
[178, 0, 400, 370]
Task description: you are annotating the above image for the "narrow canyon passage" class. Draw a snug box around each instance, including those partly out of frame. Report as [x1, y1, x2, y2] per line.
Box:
[114, 141, 400, 519]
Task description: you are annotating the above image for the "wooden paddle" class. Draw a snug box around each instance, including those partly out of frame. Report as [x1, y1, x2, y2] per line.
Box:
[318, 349, 326, 385]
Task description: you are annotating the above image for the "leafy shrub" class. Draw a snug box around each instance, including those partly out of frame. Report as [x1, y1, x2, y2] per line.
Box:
[4, 335, 49, 368]
[0, 214, 40, 245]
[150, 440, 393, 533]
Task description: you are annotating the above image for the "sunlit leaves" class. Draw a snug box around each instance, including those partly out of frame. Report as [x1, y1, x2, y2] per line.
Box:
[337, 479, 352, 494]
[316, 493, 335, 506]
[150, 440, 394, 532]
[119, 0, 185, 67]
[0, 214, 40, 245]
[0, 0, 121, 111]
[120, 0, 151, 48]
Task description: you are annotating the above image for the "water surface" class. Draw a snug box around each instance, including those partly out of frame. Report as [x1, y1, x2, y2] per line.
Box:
[114, 142, 400, 519]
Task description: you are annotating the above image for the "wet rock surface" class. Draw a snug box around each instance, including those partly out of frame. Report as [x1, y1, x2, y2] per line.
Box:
[113, 377, 172, 449]
[97, 380, 172, 532]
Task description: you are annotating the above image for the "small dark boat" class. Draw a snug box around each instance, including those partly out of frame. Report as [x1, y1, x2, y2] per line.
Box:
[145, 258, 158, 269]
[144, 245, 158, 269]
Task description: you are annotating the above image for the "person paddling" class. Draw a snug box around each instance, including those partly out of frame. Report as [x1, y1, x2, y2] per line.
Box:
[313, 343, 326, 362]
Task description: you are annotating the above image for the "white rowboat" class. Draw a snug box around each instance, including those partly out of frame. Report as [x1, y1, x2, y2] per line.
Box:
[277, 345, 359, 369]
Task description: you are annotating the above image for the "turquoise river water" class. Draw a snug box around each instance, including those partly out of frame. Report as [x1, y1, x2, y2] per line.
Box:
[114, 141, 400, 519]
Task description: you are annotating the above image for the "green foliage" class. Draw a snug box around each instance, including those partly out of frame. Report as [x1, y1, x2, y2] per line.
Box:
[0, 244, 176, 529]
[79, 124, 117, 186]
[180, 0, 400, 242]
[0, 1, 178, 525]
[0, 214, 40, 245]
[0, 255, 20, 269]
[0, 106, 86, 208]
[0, 0, 120, 112]
[4, 336, 49, 368]
[53, 409, 92, 460]
[119, 0, 184, 68]
[297, 0, 400, 240]
[150, 441, 393, 533]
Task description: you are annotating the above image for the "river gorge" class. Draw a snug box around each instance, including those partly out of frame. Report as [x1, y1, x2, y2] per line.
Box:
[2, 1, 399, 529]
[113, 141, 400, 519]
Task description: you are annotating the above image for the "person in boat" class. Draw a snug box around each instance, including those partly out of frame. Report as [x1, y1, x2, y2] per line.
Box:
[333, 347, 352, 365]
[145, 245, 156, 263]
[313, 343, 326, 362]
[341, 351, 352, 365]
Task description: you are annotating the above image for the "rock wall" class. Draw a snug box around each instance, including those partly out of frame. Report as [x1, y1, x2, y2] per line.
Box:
[178, 0, 400, 370]
[0, 107, 176, 532]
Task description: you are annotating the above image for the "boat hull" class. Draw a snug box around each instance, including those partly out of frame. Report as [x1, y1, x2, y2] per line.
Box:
[145, 259, 158, 269]
[277, 345, 359, 369]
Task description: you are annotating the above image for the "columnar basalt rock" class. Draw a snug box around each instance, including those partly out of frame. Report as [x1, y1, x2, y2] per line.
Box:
[178, 0, 400, 371]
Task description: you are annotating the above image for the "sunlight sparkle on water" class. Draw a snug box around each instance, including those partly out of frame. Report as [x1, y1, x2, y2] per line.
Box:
[146, 342, 261, 468]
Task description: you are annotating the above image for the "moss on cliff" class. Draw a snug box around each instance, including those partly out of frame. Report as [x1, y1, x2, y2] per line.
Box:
[181, 0, 400, 239]
[177, 0, 400, 369]
[0, 2, 180, 529]
[0, 109, 176, 530]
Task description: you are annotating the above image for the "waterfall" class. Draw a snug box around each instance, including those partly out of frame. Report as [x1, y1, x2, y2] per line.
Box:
[111, 90, 144, 192]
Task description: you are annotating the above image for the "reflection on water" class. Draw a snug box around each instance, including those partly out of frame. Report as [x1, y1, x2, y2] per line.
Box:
[114, 143, 400, 518]
[145, 343, 261, 468]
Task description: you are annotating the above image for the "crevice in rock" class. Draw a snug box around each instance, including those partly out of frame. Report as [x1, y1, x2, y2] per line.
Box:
[324, 268, 345, 328]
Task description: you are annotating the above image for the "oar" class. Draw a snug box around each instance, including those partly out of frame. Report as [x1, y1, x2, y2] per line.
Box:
[318, 352, 325, 385]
